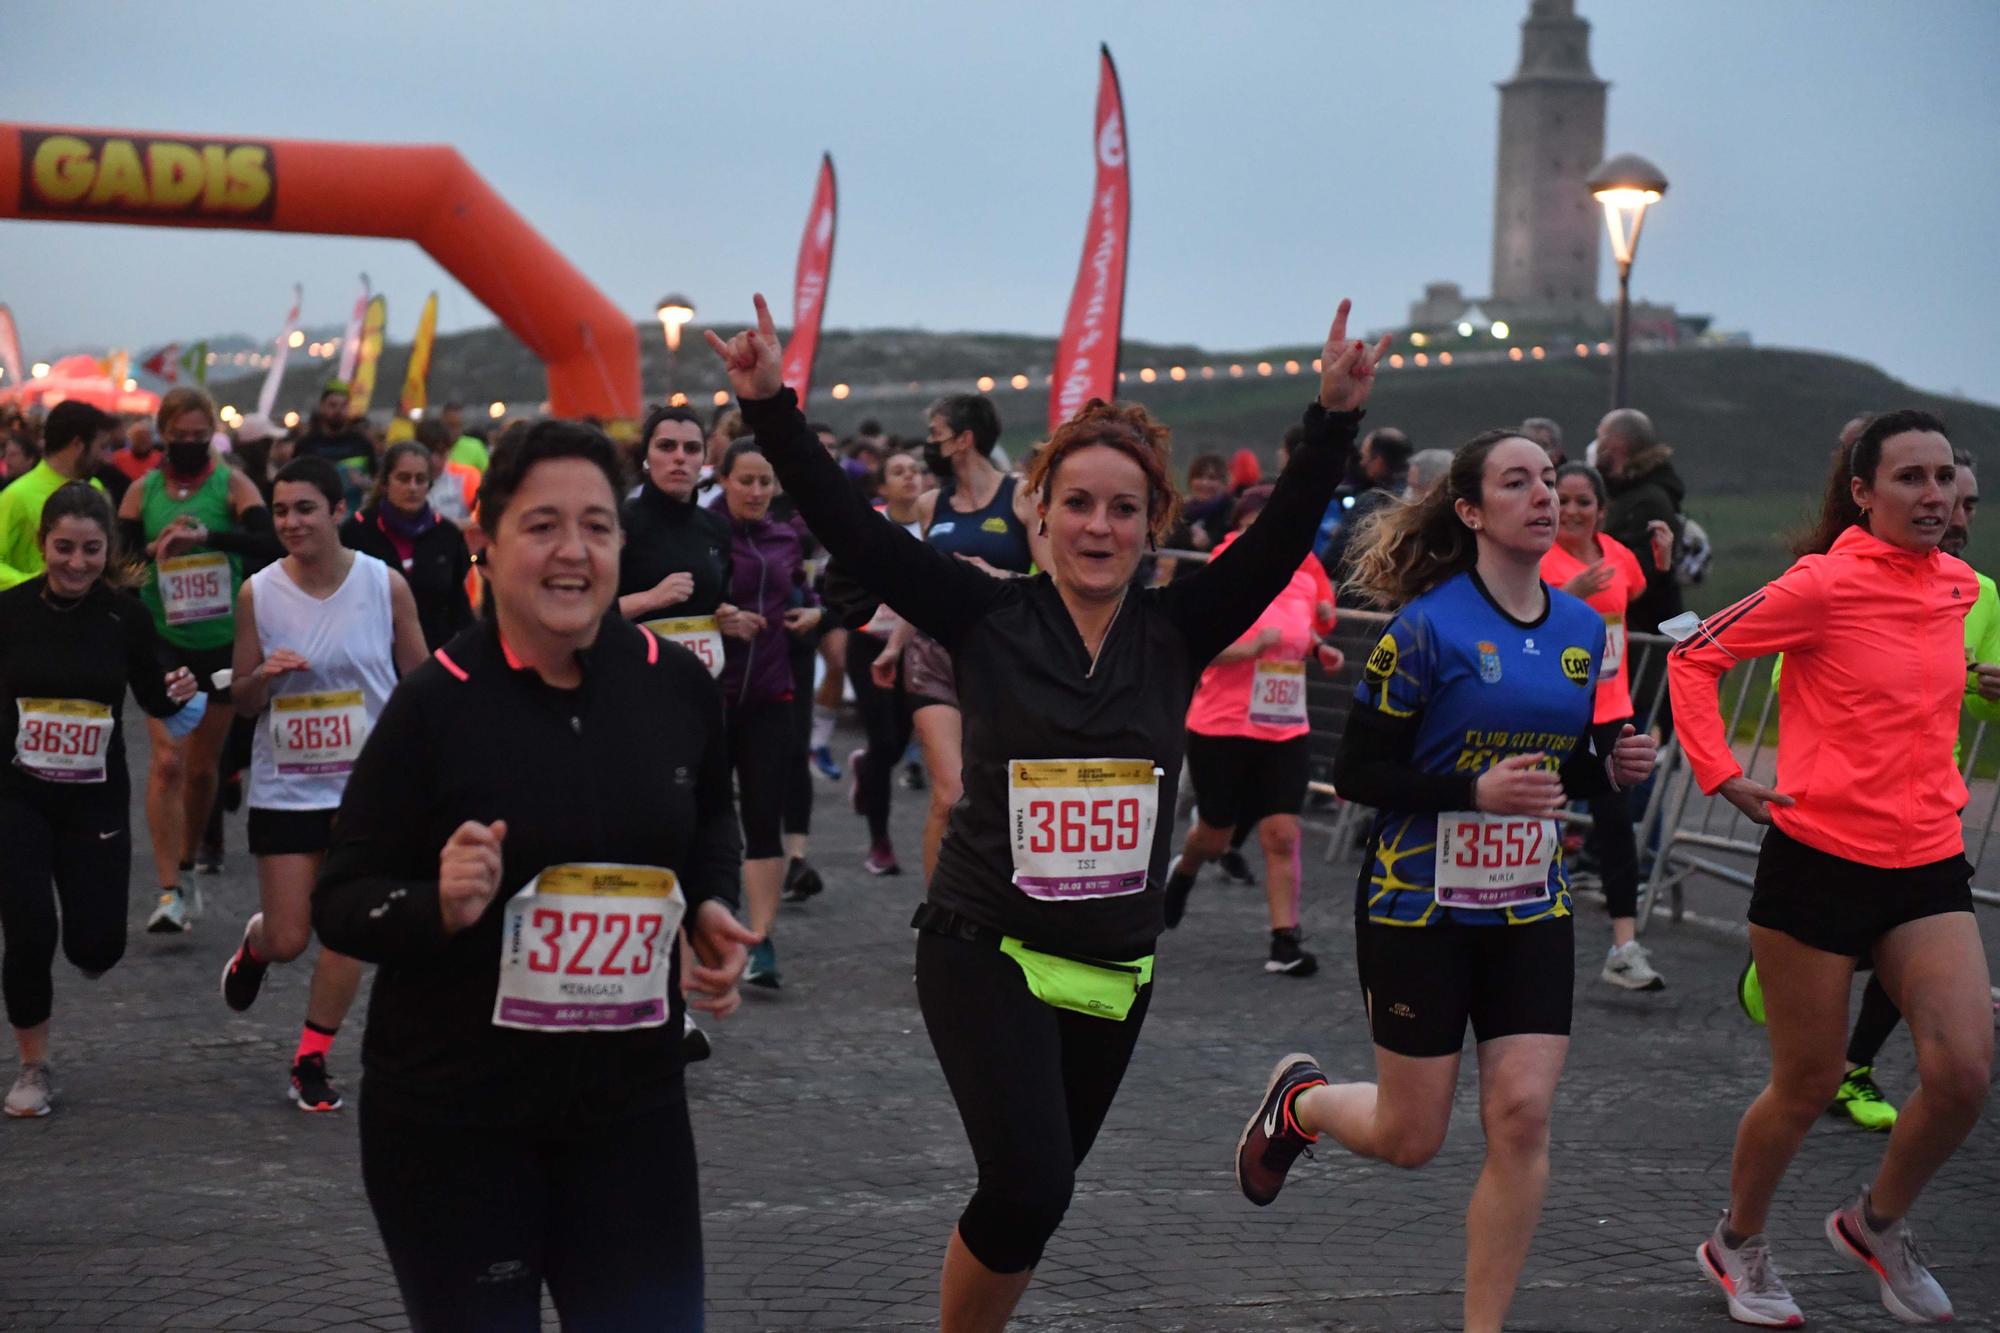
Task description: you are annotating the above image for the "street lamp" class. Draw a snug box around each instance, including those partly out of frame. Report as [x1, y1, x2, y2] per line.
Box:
[1588, 153, 1668, 409]
[656, 293, 695, 402]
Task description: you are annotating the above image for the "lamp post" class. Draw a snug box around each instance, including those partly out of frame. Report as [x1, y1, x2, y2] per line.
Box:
[1587, 153, 1668, 409]
[655, 293, 695, 403]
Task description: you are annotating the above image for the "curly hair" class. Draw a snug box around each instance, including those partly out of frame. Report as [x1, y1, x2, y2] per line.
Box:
[1024, 399, 1181, 543]
[1343, 428, 1526, 608]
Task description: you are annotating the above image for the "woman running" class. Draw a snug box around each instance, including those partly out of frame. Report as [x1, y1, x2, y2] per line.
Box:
[0, 484, 200, 1117]
[340, 441, 474, 652]
[1161, 483, 1340, 976]
[710, 292, 1379, 1331]
[617, 403, 743, 676]
[712, 438, 822, 990]
[1231, 430, 1656, 1333]
[116, 386, 276, 931]
[220, 457, 427, 1111]
[1539, 461, 1672, 991]
[313, 420, 755, 1329]
[847, 447, 926, 875]
[1671, 409, 1990, 1327]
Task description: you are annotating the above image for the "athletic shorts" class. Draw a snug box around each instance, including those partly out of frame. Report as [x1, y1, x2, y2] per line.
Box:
[904, 631, 957, 711]
[247, 807, 337, 858]
[1185, 731, 1310, 829]
[174, 643, 236, 700]
[1750, 824, 1973, 957]
[1358, 914, 1574, 1058]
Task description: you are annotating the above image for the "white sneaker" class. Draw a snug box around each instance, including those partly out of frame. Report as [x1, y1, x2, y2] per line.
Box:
[146, 886, 197, 934]
[1602, 939, 1665, 991]
[4, 1062, 53, 1117]
[1697, 1218, 1804, 1327]
[1826, 1189, 1953, 1324]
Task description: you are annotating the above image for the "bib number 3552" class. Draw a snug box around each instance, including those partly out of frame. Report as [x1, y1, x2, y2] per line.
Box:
[495, 864, 687, 1032]
[1433, 812, 1557, 910]
[1008, 758, 1161, 901]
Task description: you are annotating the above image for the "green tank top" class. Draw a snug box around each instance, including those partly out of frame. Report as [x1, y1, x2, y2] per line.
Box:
[139, 466, 241, 650]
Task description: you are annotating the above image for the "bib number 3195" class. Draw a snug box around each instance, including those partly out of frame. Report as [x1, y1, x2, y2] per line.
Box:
[1433, 812, 1557, 910]
[1008, 758, 1161, 901]
[494, 864, 687, 1032]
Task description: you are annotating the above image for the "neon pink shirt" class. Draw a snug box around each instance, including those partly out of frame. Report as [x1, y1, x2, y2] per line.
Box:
[1184, 531, 1326, 740]
[1540, 531, 1647, 724]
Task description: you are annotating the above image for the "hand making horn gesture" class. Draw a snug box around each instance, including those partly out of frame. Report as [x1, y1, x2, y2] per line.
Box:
[1317, 299, 1394, 414]
[705, 293, 788, 401]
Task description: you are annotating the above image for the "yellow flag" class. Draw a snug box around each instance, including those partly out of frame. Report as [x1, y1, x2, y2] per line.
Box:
[397, 291, 439, 418]
[348, 295, 389, 415]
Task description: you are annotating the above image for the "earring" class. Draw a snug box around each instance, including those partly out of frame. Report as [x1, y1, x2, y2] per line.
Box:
[1037, 520, 1047, 536]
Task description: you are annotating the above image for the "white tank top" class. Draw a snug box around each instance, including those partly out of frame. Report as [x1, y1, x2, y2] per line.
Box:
[248, 552, 399, 812]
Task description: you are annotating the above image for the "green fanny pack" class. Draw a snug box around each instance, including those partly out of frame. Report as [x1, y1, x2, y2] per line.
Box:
[999, 936, 1155, 1021]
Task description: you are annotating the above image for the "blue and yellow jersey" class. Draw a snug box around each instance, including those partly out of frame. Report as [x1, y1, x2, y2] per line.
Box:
[1354, 571, 1605, 926]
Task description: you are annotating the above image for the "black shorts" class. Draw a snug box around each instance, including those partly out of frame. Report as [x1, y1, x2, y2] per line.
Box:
[1750, 824, 1973, 957]
[1185, 731, 1310, 829]
[173, 643, 236, 700]
[247, 807, 336, 858]
[1358, 914, 1574, 1058]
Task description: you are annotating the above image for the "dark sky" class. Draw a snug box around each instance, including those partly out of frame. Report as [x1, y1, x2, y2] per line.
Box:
[5, 1, 1997, 404]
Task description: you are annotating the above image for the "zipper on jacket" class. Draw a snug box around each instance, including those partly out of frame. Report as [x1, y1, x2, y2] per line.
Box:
[736, 525, 771, 708]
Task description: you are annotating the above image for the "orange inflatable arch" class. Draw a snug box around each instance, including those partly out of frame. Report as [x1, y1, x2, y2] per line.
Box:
[0, 123, 641, 419]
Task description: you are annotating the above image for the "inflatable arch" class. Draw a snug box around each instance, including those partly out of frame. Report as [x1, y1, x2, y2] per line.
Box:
[0, 123, 642, 419]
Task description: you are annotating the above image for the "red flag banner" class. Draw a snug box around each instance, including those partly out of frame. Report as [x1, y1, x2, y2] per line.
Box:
[781, 153, 837, 402]
[0, 305, 21, 386]
[1049, 45, 1131, 433]
[141, 343, 180, 383]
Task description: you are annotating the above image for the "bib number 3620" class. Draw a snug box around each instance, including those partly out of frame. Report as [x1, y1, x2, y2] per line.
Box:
[1433, 812, 1557, 910]
[495, 864, 687, 1032]
[1008, 758, 1161, 901]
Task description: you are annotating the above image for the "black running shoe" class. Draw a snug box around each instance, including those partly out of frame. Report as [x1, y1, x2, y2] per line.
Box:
[681, 1014, 713, 1064]
[1162, 870, 1196, 929]
[1235, 1052, 1327, 1206]
[288, 1053, 343, 1112]
[221, 770, 244, 814]
[782, 858, 824, 903]
[220, 915, 269, 1012]
[1265, 928, 1319, 977]
[1216, 849, 1257, 886]
[900, 761, 926, 792]
[196, 842, 223, 875]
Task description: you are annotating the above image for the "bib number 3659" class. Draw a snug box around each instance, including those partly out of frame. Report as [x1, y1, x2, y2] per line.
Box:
[1433, 812, 1557, 910]
[1008, 759, 1160, 901]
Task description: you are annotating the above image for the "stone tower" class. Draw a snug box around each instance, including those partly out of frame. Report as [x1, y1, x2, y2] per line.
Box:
[1489, 0, 1608, 321]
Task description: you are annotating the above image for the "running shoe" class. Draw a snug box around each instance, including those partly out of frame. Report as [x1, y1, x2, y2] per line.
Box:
[810, 745, 842, 781]
[146, 886, 195, 934]
[1825, 1189, 1952, 1323]
[1266, 929, 1318, 978]
[1696, 1217, 1804, 1327]
[1830, 1066, 1899, 1132]
[782, 859, 824, 903]
[864, 841, 901, 876]
[745, 939, 781, 990]
[899, 760, 926, 792]
[1601, 939, 1666, 991]
[681, 1013, 712, 1064]
[3, 1061, 53, 1118]
[1162, 869, 1196, 928]
[1738, 956, 1766, 1025]
[220, 915, 269, 1012]
[1216, 849, 1257, 886]
[196, 842, 223, 875]
[288, 1053, 344, 1112]
[847, 748, 868, 815]
[1234, 1052, 1327, 1207]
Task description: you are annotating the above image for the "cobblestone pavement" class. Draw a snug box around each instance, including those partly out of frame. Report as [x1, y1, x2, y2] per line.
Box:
[3, 724, 1996, 1331]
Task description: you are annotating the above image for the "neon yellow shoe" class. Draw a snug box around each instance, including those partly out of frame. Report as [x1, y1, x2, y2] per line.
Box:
[1737, 957, 1765, 1025]
[1830, 1066, 1898, 1132]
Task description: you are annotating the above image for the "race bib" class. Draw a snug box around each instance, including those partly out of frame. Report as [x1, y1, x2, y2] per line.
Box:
[1008, 758, 1160, 901]
[494, 863, 687, 1032]
[14, 698, 114, 783]
[270, 690, 367, 776]
[158, 552, 231, 625]
[1434, 812, 1557, 910]
[643, 615, 724, 678]
[1249, 658, 1308, 728]
[1601, 614, 1626, 676]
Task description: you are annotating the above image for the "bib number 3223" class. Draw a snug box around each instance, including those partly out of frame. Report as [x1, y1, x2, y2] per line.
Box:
[1008, 758, 1161, 901]
[1433, 812, 1557, 910]
[494, 864, 688, 1032]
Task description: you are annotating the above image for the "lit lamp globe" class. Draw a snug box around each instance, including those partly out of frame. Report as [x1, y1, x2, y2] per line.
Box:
[1586, 153, 1668, 409]
[655, 294, 695, 353]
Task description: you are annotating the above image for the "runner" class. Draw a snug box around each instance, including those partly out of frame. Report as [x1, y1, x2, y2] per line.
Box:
[710, 292, 1380, 1331]
[219, 456, 427, 1111]
[117, 386, 277, 931]
[1231, 429, 1657, 1333]
[312, 418, 754, 1328]
[1672, 410, 1991, 1327]
[617, 404, 742, 677]
[0, 484, 201, 1117]
[847, 447, 925, 874]
[0, 401, 116, 590]
[1539, 461, 1673, 990]
[711, 437, 822, 989]
[1161, 483, 1341, 976]
[340, 441, 474, 651]
[417, 418, 481, 530]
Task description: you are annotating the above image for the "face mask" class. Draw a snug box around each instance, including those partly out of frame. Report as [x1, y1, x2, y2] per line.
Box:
[167, 442, 211, 476]
[923, 443, 949, 476]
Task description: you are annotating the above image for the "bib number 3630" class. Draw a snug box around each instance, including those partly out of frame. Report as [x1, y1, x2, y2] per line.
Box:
[14, 698, 114, 783]
[1008, 758, 1160, 901]
[495, 864, 687, 1032]
[1433, 812, 1557, 910]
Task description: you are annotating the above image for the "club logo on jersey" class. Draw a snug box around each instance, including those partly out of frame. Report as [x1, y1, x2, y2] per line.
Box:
[981, 517, 1009, 534]
[1365, 634, 1398, 683]
[1561, 646, 1593, 686]
[1476, 641, 1503, 684]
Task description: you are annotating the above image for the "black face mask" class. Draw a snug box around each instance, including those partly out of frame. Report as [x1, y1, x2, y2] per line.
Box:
[923, 443, 949, 477]
[166, 442, 211, 476]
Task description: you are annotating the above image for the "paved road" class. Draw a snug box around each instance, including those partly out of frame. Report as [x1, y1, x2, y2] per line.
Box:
[3, 723, 1996, 1331]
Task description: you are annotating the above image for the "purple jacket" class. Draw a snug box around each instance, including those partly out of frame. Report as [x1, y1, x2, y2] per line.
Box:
[710, 497, 817, 707]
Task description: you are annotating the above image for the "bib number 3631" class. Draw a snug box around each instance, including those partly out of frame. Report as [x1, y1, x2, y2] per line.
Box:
[494, 864, 687, 1032]
[271, 690, 367, 776]
[1008, 759, 1161, 901]
[1434, 812, 1557, 910]
[14, 698, 114, 783]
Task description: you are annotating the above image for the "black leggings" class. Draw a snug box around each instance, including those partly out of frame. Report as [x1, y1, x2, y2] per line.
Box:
[785, 638, 816, 838]
[0, 780, 132, 1030]
[728, 699, 795, 860]
[845, 629, 912, 842]
[1848, 972, 1903, 1068]
[914, 930, 1152, 1274]
[1587, 720, 1641, 919]
[360, 1093, 704, 1332]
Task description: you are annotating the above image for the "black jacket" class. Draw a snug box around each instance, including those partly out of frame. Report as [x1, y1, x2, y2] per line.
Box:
[1605, 446, 1687, 633]
[617, 483, 734, 620]
[340, 506, 473, 651]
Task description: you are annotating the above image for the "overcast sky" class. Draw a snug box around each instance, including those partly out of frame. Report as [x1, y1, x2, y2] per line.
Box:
[6, 1, 1997, 404]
